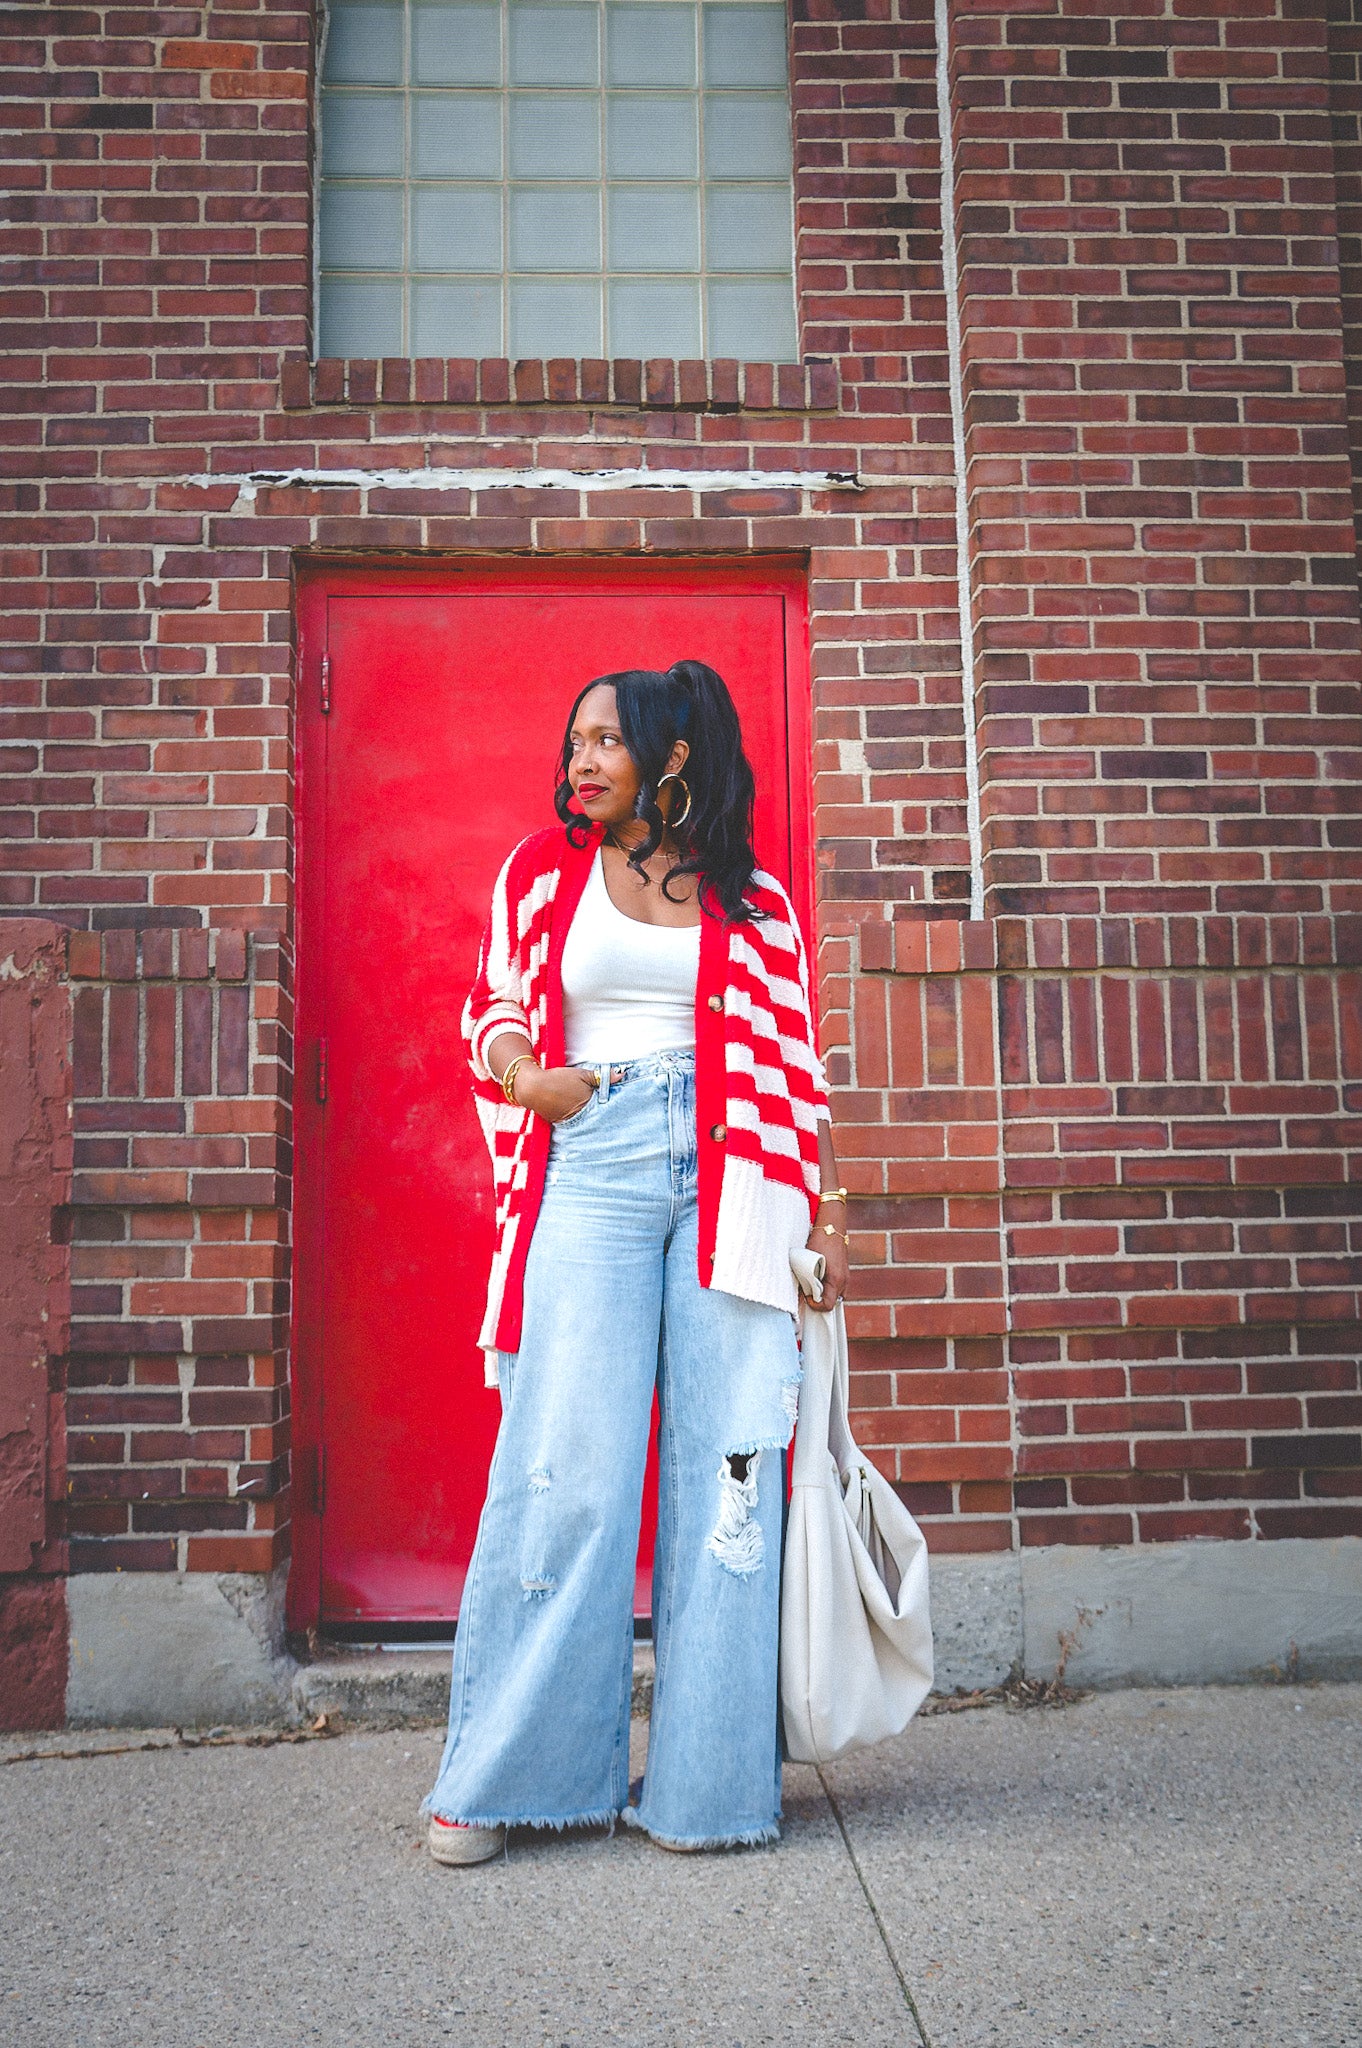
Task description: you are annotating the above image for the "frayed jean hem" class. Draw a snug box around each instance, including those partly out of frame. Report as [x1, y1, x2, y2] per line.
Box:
[421, 1795, 621, 1835]
[619, 1806, 780, 1852]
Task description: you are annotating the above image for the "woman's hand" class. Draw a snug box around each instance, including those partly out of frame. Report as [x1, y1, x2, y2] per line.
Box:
[516, 1063, 597, 1125]
[805, 1221, 849, 1313]
[808, 1123, 850, 1312]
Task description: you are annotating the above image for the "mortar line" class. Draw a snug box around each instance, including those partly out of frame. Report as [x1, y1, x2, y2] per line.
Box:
[933, 0, 986, 922]
[817, 1765, 933, 2046]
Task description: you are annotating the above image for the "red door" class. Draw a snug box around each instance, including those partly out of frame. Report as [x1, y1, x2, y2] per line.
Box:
[291, 561, 811, 1628]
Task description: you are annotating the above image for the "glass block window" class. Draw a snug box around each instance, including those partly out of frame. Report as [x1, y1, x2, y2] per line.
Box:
[317, 0, 798, 361]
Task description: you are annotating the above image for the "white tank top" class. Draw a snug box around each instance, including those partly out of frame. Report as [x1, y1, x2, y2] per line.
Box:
[561, 847, 701, 1064]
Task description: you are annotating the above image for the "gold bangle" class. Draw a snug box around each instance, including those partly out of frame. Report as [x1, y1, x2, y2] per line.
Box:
[817, 1186, 848, 1207]
[500, 1052, 537, 1107]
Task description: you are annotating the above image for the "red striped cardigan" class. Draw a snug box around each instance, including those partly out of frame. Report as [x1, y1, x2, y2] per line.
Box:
[463, 822, 830, 1380]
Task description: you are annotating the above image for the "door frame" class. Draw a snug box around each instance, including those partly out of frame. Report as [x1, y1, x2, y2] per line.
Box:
[288, 554, 813, 1631]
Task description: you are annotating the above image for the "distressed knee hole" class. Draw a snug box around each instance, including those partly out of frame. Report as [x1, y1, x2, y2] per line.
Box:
[527, 1464, 551, 1493]
[706, 1450, 764, 1577]
[520, 1573, 556, 1601]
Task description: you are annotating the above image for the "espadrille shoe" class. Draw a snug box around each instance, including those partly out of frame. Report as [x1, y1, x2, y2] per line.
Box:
[427, 1815, 505, 1866]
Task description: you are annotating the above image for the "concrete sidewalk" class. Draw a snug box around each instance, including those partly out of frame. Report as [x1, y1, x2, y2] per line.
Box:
[2, 1684, 1358, 2048]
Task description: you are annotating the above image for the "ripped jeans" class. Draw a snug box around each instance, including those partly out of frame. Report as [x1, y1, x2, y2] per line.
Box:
[425, 1048, 800, 1849]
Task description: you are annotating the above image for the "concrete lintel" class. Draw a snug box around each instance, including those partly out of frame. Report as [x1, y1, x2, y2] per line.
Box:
[67, 1567, 296, 1728]
[180, 463, 864, 504]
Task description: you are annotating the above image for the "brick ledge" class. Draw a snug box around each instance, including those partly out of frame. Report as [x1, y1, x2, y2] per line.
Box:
[283, 355, 838, 413]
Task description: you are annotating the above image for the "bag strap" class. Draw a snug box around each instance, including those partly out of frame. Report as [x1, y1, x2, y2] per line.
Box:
[825, 1299, 858, 1474]
[789, 1249, 859, 1484]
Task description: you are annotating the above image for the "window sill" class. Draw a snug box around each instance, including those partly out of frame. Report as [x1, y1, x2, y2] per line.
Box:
[281, 355, 838, 413]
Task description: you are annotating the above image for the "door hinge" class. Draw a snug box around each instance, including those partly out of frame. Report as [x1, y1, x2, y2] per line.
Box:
[320, 650, 332, 714]
[316, 1036, 328, 1103]
[308, 1443, 327, 1516]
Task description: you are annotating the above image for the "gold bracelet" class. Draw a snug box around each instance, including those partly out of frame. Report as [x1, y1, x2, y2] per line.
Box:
[500, 1052, 537, 1107]
[820, 1222, 849, 1243]
[817, 1186, 848, 1207]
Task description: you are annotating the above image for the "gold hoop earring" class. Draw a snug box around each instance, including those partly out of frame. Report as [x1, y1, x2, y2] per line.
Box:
[657, 772, 692, 827]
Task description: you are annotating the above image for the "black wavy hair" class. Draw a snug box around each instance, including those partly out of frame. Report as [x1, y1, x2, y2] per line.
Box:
[553, 659, 763, 924]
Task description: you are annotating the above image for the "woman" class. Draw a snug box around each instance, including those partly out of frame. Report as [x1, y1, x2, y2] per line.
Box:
[423, 659, 849, 1863]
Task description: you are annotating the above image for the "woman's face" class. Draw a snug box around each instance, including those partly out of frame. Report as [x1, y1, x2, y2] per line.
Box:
[566, 684, 642, 831]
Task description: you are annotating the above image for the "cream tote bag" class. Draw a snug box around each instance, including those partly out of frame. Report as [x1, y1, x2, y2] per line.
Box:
[780, 1247, 935, 1764]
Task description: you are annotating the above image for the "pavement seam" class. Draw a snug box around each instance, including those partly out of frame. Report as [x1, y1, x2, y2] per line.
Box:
[1, 1721, 338, 1766]
[817, 1765, 933, 2047]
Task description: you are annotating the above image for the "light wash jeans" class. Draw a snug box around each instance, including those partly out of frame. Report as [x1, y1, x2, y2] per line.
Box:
[425, 1048, 802, 1849]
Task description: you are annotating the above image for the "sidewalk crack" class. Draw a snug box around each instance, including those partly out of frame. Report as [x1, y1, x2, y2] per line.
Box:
[817, 1766, 933, 2047]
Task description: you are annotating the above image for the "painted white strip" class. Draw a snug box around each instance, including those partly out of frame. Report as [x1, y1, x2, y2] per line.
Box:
[935, 0, 986, 924]
[181, 464, 861, 501]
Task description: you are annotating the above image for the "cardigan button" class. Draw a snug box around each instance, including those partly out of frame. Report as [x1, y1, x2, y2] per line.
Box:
[711, 1123, 726, 1142]
[707, 994, 723, 1012]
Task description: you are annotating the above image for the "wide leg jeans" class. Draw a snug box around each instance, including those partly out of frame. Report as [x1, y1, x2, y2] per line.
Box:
[425, 1049, 802, 1849]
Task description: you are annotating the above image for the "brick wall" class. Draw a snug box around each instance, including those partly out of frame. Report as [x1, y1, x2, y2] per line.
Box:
[3, 0, 1361, 1616]
[2, 0, 973, 928]
[996, 908, 1362, 1544]
[951, 0, 1362, 921]
[824, 915, 1014, 1552]
[1329, 0, 1362, 548]
[830, 902, 1362, 1552]
[935, 0, 1362, 1547]
[62, 925, 290, 1574]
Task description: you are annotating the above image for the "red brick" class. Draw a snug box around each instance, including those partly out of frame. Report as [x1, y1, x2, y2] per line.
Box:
[67, 930, 101, 978]
[645, 359, 675, 407]
[209, 69, 308, 101]
[161, 40, 256, 70]
[279, 358, 310, 409]
[513, 360, 544, 404]
[611, 359, 642, 405]
[186, 1535, 281, 1572]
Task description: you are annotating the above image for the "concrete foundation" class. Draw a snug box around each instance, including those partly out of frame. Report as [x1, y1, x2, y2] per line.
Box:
[54, 1536, 1362, 1728]
[66, 1567, 295, 1728]
[1017, 1535, 1362, 1688]
[918, 1549, 1024, 1692]
[927, 1536, 1362, 1694]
